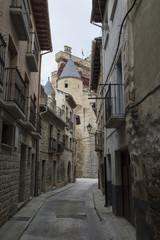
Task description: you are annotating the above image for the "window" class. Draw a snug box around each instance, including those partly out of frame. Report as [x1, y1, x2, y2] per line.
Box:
[70, 112, 72, 121]
[70, 138, 72, 149]
[65, 83, 68, 88]
[49, 124, 53, 149]
[2, 120, 14, 146]
[0, 33, 6, 86]
[110, 0, 118, 21]
[57, 129, 60, 142]
[66, 135, 68, 148]
[66, 107, 69, 118]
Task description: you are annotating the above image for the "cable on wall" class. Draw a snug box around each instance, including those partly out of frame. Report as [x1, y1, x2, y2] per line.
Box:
[101, 0, 137, 94]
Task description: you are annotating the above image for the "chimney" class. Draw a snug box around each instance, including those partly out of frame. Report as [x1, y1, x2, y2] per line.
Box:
[64, 45, 72, 54]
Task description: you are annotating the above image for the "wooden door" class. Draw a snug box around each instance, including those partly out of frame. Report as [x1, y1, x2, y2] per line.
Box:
[121, 151, 135, 225]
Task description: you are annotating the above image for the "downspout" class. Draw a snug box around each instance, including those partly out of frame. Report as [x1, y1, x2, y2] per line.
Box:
[35, 50, 52, 197]
[91, 21, 102, 29]
[74, 140, 77, 183]
[40, 105, 48, 115]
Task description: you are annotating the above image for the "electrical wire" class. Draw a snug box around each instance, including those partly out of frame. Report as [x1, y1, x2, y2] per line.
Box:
[101, 0, 137, 94]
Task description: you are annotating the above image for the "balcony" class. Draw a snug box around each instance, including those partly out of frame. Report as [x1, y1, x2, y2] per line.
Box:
[19, 96, 36, 131]
[57, 141, 64, 153]
[49, 139, 64, 154]
[31, 113, 42, 139]
[95, 132, 103, 152]
[26, 32, 39, 72]
[105, 84, 124, 128]
[4, 67, 26, 119]
[0, 33, 6, 92]
[10, 0, 30, 40]
[56, 106, 64, 118]
[48, 98, 56, 112]
[66, 117, 73, 130]
[49, 138, 57, 153]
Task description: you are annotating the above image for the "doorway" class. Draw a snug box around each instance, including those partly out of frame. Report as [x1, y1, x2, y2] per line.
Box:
[121, 151, 135, 225]
[52, 161, 57, 187]
[30, 153, 35, 197]
[19, 144, 27, 202]
[42, 160, 46, 192]
[67, 161, 71, 183]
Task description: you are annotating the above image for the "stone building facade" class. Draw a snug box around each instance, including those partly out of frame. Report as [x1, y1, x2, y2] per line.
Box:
[39, 81, 76, 193]
[0, 0, 52, 226]
[90, 37, 105, 193]
[51, 46, 98, 178]
[91, 0, 160, 239]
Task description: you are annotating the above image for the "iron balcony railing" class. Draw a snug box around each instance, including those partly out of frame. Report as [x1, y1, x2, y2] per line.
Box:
[0, 33, 6, 86]
[48, 98, 56, 112]
[95, 132, 103, 152]
[62, 134, 66, 147]
[49, 138, 57, 152]
[29, 97, 36, 127]
[5, 67, 26, 113]
[105, 84, 124, 123]
[10, 0, 30, 37]
[56, 106, 64, 118]
[57, 141, 64, 153]
[66, 117, 74, 130]
[27, 32, 39, 64]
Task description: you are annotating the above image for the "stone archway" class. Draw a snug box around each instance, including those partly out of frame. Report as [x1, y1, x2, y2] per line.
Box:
[67, 161, 71, 183]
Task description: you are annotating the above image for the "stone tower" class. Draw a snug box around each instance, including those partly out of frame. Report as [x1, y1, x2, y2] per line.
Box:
[51, 46, 98, 178]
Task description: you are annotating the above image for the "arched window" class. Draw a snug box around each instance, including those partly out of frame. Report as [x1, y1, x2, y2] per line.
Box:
[65, 81, 68, 88]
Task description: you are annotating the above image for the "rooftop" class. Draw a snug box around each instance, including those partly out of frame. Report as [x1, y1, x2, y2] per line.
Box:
[31, 0, 52, 51]
[44, 79, 54, 95]
[59, 58, 81, 79]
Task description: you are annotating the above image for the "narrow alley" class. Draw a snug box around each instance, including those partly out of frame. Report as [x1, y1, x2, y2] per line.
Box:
[0, 179, 135, 240]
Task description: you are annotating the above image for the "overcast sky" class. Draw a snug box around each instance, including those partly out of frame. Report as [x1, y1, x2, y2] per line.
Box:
[41, 0, 101, 85]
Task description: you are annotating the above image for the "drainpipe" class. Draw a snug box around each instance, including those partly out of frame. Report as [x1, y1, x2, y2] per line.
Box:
[74, 140, 77, 183]
[40, 105, 48, 115]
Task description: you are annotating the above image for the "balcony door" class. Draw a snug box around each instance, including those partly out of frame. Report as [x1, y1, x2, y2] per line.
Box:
[116, 54, 124, 116]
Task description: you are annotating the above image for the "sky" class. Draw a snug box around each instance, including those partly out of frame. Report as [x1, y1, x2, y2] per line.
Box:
[41, 0, 101, 85]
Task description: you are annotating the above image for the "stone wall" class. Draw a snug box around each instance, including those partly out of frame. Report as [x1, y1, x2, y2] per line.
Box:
[0, 110, 37, 226]
[0, 0, 43, 226]
[124, 0, 160, 239]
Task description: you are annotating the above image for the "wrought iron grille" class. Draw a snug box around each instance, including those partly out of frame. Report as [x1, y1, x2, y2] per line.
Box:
[95, 132, 103, 149]
[57, 141, 64, 153]
[105, 84, 124, 123]
[56, 106, 63, 118]
[5, 67, 26, 113]
[10, 0, 30, 36]
[49, 138, 57, 151]
[66, 117, 73, 130]
[0, 33, 6, 86]
[27, 32, 39, 64]
[29, 97, 36, 127]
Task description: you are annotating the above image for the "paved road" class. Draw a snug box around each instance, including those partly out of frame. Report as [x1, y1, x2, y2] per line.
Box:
[20, 179, 106, 240]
